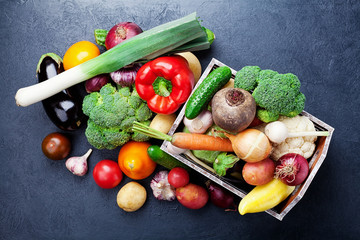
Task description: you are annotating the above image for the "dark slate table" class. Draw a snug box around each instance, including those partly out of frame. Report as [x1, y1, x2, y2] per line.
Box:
[1, 0, 359, 239]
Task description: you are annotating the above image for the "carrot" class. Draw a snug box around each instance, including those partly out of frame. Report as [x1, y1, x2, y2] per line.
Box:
[132, 122, 233, 152]
[171, 132, 233, 151]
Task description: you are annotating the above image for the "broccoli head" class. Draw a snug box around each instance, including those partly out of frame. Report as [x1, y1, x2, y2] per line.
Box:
[82, 83, 153, 149]
[234, 66, 261, 91]
[234, 66, 305, 122]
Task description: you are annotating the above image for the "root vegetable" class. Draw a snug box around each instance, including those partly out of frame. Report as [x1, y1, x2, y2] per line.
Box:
[65, 149, 92, 176]
[211, 88, 256, 133]
[176, 183, 209, 209]
[110, 63, 142, 87]
[85, 74, 110, 93]
[133, 121, 233, 152]
[149, 113, 177, 134]
[175, 52, 202, 83]
[242, 157, 275, 186]
[265, 121, 329, 144]
[225, 129, 271, 163]
[183, 110, 213, 134]
[275, 153, 309, 186]
[105, 22, 143, 50]
[206, 181, 235, 209]
[117, 181, 147, 212]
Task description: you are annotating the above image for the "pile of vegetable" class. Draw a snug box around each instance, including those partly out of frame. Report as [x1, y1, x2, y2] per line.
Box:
[15, 12, 331, 218]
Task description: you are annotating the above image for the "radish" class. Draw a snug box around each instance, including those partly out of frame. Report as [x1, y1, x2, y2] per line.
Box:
[275, 153, 309, 186]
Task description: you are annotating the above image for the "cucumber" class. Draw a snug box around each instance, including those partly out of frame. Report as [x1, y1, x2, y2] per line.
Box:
[185, 66, 232, 119]
[147, 145, 191, 171]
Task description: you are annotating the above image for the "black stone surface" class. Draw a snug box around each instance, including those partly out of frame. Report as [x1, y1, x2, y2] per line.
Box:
[1, 0, 359, 239]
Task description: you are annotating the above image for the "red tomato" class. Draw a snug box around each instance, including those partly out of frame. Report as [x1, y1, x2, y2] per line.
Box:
[93, 160, 123, 189]
[168, 167, 190, 188]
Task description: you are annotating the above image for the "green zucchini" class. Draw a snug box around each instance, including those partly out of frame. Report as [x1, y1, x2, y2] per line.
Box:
[185, 66, 232, 119]
[147, 145, 191, 171]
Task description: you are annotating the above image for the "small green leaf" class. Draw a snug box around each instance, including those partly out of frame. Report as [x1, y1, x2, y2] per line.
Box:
[94, 29, 108, 47]
[213, 153, 240, 176]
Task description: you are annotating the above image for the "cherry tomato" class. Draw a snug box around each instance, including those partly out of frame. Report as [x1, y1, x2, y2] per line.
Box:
[93, 160, 123, 189]
[168, 167, 190, 188]
[63, 41, 100, 70]
[118, 141, 156, 180]
[42, 132, 71, 160]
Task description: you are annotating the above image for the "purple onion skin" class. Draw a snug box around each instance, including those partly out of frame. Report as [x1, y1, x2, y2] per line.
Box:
[85, 74, 110, 93]
[105, 22, 143, 50]
[207, 181, 235, 209]
[110, 63, 142, 87]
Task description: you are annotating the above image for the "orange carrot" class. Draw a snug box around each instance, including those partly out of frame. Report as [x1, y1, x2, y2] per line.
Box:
[132, 121, 233, 152]
[171, 132, 233, 151]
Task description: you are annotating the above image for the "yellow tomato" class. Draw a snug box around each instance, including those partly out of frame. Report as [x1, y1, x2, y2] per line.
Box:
[63, 41, 100, 70]
[118, 141, 157, 180]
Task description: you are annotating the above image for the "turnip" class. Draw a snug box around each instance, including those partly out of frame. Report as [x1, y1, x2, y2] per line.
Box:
[211, 88, 256, 133]
[265, 121, 329, 144]
[275, 153, 309, 186]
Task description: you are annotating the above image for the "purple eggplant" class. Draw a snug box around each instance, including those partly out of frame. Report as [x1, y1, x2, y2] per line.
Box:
[36, 53, 86, 131]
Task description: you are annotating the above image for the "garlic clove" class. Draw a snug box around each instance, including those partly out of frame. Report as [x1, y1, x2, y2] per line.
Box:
[150, 171, 176, 201]
[65, 149, 92, 176]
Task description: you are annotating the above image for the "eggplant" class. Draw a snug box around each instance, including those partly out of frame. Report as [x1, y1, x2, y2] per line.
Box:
[36, 53, 86, 131]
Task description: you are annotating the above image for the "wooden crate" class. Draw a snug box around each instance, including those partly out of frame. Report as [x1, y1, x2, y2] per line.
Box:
[160, 58, 334, 220]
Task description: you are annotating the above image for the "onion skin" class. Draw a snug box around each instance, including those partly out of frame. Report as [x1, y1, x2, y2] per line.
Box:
[225, 129, 272, 163]
[275, 153, 309, 186]
[206, 181, 235, 209]
[105, 22, 143, 50]
[85, 74, 110, 93]
[110, 63, 142, 87]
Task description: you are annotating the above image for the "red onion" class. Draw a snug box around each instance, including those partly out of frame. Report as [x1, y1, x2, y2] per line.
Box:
[85, 74, 110, 93]
[275, 153, 309, 186]
[110, 63, 142, 87]
[206, 181, 235, 209]
[105, 22, 143, 50]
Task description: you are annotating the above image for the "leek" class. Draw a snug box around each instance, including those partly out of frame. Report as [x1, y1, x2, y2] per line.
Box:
[15, 12, 209, 107]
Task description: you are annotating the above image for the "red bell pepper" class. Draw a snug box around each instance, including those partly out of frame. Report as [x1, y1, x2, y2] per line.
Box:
[135, 55, 195, 114]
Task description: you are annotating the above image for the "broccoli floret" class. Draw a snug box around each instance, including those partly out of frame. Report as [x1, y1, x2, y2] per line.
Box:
[234, 66, 261, 91]
[252, 72, 305, 122]
[82, 83, 153, 149]
[256, 109, 279, 123]
[257, 69, 278, 84]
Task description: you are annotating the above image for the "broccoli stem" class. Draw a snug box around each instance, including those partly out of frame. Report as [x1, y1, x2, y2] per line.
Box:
[132, 121, 173, 142]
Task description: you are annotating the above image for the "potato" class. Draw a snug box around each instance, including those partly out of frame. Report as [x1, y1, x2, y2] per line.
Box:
[176, 183, 208, 209]
[117, 181, 147, 212]
[149, 113, 177, 134]
[242, 158, 275, 186]
[175, 52, 202, 83]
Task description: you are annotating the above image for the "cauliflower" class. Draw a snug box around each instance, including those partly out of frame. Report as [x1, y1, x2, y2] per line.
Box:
[254, 115, 317, 160]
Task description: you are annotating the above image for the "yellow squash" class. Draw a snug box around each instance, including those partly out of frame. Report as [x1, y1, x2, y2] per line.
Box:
[238, 178, 295, 215]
